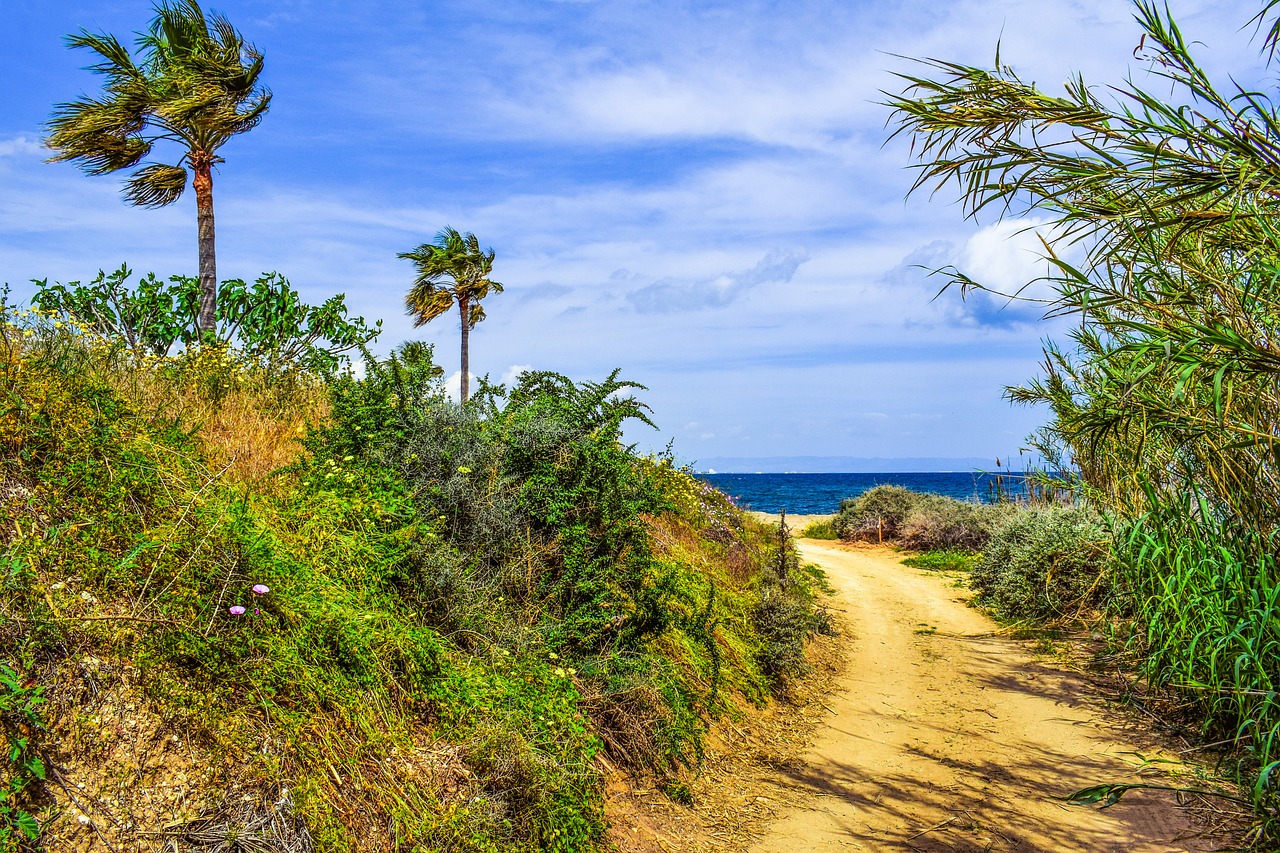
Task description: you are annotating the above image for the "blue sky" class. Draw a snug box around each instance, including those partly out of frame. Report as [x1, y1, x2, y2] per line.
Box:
[0, 0, 1266, 468]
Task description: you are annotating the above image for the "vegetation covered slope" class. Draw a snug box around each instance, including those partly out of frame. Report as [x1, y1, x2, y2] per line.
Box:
[0, 312, 828, 853]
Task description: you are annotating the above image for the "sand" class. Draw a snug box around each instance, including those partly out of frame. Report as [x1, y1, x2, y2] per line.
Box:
[747, 540, 1222, 852]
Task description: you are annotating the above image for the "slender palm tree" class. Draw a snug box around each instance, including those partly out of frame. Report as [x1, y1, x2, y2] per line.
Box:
[398, 228, 503, 403]
[45, 0, 270, 335]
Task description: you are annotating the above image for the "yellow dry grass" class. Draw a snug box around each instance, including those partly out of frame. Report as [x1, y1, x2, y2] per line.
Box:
[69, 342, 334, 486]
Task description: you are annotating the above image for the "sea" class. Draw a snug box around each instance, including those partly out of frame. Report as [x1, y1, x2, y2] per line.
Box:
[694, 472, 1023, 515]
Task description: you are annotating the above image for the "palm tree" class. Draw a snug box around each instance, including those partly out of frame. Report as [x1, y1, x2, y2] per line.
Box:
[45, 0, 270, 336]
[398, 228, 503, 403]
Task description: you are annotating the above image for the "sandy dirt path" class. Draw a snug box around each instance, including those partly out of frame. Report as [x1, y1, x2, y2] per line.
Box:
[750, 540, 1218, 853]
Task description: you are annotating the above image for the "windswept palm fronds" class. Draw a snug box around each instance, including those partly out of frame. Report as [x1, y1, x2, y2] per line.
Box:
[45, 0, 271, 333]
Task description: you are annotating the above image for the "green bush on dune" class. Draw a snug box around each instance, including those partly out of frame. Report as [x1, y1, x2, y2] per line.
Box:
[832, 485, 1009, 551]
[971, 507, 1111, 621]
[0, 316, 829, 852]
[832, 486, 1108, 622]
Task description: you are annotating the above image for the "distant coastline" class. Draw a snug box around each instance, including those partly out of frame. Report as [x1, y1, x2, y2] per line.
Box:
[693, 455, 1009, 474]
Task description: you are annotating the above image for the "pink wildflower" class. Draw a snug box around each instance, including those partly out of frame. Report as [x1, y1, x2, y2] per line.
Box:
[229, 605, 246, 616]
[252, 584, 270, 595]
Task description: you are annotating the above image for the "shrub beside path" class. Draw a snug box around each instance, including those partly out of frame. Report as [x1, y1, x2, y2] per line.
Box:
[750, 539, 1223, 852]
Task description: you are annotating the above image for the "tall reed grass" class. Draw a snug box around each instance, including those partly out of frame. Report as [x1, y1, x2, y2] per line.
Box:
[1116, 493, 1280, 817]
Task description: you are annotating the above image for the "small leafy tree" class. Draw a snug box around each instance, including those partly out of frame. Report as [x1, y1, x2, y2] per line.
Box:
[31, 265, 379, 373]
[31, 265, 196, 356]
[45, 0, 270, 335]
[399, 227, 503, 403]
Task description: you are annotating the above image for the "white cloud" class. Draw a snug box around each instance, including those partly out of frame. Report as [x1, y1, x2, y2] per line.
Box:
[0, 137, 43, 158]
[627, 248, 809, 313]
[500, 364, 533, 386]
[960, 218, 1065, 304]
[443, 370, 461, 403]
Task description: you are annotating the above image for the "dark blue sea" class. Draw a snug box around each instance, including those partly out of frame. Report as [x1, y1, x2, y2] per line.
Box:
[695, 472, 1023, 514]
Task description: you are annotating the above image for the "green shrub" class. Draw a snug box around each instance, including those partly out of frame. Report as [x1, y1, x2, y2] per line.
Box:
[752, 532, 835, 690]
[3, 315, 832, 850]
[832, 485, 923, 541]
[833, 486, 1007, 551]
[31, 265, 380, 372]
[898, 496, 1011, 552]
[972, 507, 1110, 620]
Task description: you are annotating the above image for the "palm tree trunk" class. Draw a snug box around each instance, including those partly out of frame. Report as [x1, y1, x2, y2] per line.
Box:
[193, 158, 217, 337]
[459, 297, 470, 403]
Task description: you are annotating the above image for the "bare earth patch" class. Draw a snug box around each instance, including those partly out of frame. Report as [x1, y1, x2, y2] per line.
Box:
[605, 619, 846, 852]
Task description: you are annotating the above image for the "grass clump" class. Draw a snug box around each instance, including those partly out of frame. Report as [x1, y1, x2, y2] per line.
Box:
[1111, 497, 1280, 819]
[900, 550, 980, 572]
[1, 315, 828, 852]
[797, 517, 838, 539]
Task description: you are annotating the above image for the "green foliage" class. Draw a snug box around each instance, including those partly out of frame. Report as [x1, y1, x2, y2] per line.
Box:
[31, 265, 379, 372]
[898, 495, 1010, 552]
[1113, 495, 1280, 818]
[500, 370, 665, 651]
[972, 507, 1110, 620]
[0, 314, 828, 851]
[310, 347, 833, 778]
[832, 485, 922, 541]
[44, 0, 270, 202]
[753, 523, 835, 690]
[901, 550, 981, 572]
[399, 227, 503, 403]
[399, 228, 503, 330]
[798, 518, 838, 539]
[45, 0, 271, 332]
[890, 0, 1280, 834]
[425, 655, 604, 851]
[833, 486, 1007, 551]
[0, 665, 46, 851]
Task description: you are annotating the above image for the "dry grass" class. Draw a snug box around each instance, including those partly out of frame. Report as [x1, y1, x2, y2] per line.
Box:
[107, 353, 330, 486]
[150, 789, 315, 853]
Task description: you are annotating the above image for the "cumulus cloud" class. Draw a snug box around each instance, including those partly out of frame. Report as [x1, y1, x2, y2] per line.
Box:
[0, 137, 43, 158]
[443, 370, 462, 402]
[884, 220, 1075, 329]
[7, 0, 1261, 462]
[626, 248, 809, 313]
[953, 218, 1074, 326]
[500, 363, 533, 386]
